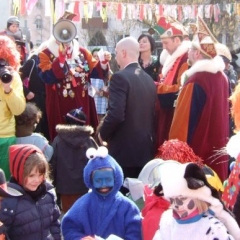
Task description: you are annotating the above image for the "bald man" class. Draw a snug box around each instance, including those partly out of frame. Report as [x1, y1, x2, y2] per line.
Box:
[98, 37, 157, 191]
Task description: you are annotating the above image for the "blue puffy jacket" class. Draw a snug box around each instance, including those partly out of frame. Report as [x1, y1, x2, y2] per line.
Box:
[0, 181, 61, 240]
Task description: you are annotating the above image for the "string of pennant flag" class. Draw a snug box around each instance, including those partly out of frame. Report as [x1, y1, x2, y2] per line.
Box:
[12, 0, 240, 24]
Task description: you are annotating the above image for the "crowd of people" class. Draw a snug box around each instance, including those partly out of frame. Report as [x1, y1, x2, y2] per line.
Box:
[0, 10, 240, 239]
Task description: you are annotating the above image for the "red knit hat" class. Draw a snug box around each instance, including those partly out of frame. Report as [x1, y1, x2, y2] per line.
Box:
[9, 144, 43, 186]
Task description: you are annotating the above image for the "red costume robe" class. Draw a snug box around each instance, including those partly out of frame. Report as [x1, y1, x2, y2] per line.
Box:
[156, 42, 189, 150]
[38, 38, 98, 141]
[169, 56, 229, 181]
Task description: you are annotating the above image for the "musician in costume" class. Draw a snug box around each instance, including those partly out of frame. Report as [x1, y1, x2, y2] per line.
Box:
[38, 12, 110, 140]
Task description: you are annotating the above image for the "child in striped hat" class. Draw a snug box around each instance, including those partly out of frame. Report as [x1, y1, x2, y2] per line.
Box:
[0, 144, 61, 240]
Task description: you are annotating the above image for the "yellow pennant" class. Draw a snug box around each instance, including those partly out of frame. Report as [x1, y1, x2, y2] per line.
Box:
[101, 3, 107, 23]
[12, 0, 20, 16]
[50, 0, 56, 24]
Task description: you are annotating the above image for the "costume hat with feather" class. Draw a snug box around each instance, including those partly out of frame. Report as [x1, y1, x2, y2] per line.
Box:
[192, 16, 217, 59]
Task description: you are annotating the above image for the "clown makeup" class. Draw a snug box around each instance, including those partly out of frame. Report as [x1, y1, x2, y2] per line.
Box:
[170, 196, 197, 219]
[92, 168, 114, 195]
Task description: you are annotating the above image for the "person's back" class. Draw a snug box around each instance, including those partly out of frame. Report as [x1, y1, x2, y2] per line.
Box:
[61, 146, 142, 240]
[169, 16, 229, 182]
[99, 37, 157, 179]
[51, 107, 98, 213]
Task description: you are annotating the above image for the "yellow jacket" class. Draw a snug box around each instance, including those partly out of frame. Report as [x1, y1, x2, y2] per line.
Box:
[0, 71, 26, 137]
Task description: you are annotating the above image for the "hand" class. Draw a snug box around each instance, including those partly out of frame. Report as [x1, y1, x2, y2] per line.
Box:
[104, 51, 111, 62]
[58, 43, 66, 64]
[81, 236, 96, 240]
[1, 80, 12, 93]
[98, 133, 108, 147]
[26, 91, 35, 100]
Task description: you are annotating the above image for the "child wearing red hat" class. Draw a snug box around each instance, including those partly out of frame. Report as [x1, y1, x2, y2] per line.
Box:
[0, 144, 61, 240]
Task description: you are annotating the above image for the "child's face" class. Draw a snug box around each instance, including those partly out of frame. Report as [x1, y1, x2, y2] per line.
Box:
[23, 166, 44, 191]
[8, 23, 19, 33]
[170, 196, 197, 218]
[92, 168, 114, 195]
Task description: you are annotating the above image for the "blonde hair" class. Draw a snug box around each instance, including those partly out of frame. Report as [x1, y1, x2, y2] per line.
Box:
[194, 198, 209, 214]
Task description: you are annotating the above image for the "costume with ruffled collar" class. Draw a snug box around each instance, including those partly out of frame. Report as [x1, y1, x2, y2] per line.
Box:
[38, 37, 99, 140]
[155, 41, 190, 150]
[169, 56, 229, 181]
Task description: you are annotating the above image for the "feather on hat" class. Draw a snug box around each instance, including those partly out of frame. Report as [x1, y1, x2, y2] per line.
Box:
[192, 16, 217, 59]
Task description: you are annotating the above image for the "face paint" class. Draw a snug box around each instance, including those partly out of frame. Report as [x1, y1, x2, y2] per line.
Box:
[92, 168, 114, 195]
[170, 196, 197, 219]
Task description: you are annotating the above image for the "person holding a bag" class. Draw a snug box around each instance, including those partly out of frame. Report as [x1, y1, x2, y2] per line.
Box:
[20, 42, 50, 140]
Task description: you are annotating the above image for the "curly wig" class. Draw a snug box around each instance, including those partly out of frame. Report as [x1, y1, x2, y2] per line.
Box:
[0, 35, 21, 70]
[155, 139, 203, 167]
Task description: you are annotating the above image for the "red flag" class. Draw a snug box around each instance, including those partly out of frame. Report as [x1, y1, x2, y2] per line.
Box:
[20, 0, 26, 15]
[178, 5, 183, 21]
[159, 4, 163, 16]
[26, 0, 38, 15]
[117, 3, 122, 20]
[139, 4, 144, 21]
[73, 1, 80, 21]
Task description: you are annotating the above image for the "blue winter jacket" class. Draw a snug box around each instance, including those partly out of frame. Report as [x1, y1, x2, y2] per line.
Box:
[0, 181, 61, 240]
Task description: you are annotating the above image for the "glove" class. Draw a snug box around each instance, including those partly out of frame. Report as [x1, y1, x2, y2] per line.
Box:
[58, 44, 66, 65]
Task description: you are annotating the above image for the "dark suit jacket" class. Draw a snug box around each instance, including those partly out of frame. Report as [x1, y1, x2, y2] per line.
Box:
[100, 62, 157, 168]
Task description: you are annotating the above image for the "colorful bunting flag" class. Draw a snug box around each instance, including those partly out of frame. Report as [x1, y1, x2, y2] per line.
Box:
[20, 0, 26, 15]
[13, 0, 20, 16]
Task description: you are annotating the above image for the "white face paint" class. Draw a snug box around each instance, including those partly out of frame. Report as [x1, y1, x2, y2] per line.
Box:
[170, 196, 197, 219]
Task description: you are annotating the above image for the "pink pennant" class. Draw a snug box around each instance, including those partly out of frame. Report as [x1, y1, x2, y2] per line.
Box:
[26, 0, 38, 15]
[117, 3, 122, 20]
[139, 4, 144, 21]
[20, 0, 27, 15]
[96, 0, 101, 11]
[178, 5, 183, 21]
[73, 1, 80, 21]
[159, 4, 163, 16]
[214, 4, 220, 22]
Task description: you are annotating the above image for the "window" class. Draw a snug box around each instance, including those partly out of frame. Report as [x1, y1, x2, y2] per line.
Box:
[35, 16, 42, 30]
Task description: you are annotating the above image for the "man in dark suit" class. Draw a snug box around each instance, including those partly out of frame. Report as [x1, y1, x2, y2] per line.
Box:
[98, 36, 157, 191]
